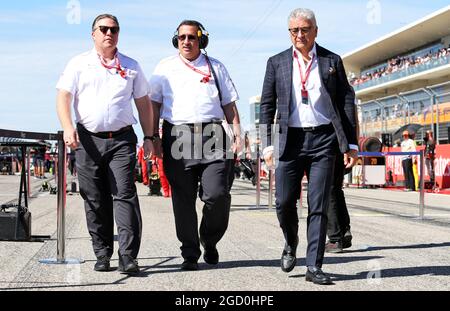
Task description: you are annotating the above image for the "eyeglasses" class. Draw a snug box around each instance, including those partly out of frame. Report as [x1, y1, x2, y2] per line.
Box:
[288, 27, 312, 36]
[96, 26, 120, 35]
[177, 34, 198, 41]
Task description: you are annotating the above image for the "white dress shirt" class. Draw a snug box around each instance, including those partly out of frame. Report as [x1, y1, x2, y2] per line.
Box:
[289, 44, 332, 128]
[149, 53, 239, 125]
[56, 48, 150, 133]
[401, 138, 416, 159]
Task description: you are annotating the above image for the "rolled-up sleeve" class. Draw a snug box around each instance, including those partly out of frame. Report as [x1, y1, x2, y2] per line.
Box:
[149, 64, 164, 103]
[56, 58, 78, 95]
[133, 63, 150, 99]
[217, 63, 239, 106]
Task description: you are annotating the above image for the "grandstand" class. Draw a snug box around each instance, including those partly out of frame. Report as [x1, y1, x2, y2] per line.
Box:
[343, 5, 450, 143]
[343, 5, 450, 189]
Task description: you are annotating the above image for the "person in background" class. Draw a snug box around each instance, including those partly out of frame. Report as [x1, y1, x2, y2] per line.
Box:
[401, 130, 416, 191]
[325, 152, 353, 253]
[424, 130, 436, 185]
[137, 144, 149, 186]
[325, 106, 359, 253]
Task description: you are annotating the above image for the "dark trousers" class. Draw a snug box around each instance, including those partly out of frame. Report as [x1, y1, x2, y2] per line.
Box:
[327, 152, 350, 242]
[275, 125, 338, 268]
[162, 121, 231, 260]
[76, 125, 142, 259]
[402, 158, 415, 191]
[425, 157, 435, 183]
[227, 156, 237, 191]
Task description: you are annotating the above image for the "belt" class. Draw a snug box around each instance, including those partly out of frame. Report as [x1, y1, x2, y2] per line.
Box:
[78, 124, 133, 138]
[163, 120, 222, 134]
[299, 123, 333, 132]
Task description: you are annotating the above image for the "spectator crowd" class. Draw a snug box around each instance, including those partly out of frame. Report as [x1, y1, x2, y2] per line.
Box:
[349, 45, 450, 86]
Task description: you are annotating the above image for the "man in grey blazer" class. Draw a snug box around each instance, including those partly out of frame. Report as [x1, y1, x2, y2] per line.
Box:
[260, 8, 358, 285]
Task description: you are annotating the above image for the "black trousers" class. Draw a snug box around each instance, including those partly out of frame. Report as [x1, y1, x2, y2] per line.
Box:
[327, 152, 350, 242]
[76, 125, 142, 259]
[425, 157, 435, 183]
[275, 125, 338, 268]
[162, 121, 231, 260]
[402, 158, 415, 191]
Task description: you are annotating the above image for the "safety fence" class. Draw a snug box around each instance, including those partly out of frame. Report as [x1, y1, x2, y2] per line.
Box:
[358, 151, 425, 218]
[0, 128, 83, 265]
[258, 150, 429, 219]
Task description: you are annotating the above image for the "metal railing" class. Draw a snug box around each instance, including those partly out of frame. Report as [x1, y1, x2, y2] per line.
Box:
[254, 143, 276, 209]
[358, 150, 425, 219]
[260, 150, 427, 220]
[0, 128, 83, 265]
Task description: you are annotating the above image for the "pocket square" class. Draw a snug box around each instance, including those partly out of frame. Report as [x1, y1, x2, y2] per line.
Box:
[328, 67, 336, 74]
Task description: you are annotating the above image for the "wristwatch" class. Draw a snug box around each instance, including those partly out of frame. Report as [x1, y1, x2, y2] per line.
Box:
[144, 134, 160, 142]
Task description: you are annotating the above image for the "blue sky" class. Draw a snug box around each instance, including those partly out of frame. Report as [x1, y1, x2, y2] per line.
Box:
[1, 0, 449, 140]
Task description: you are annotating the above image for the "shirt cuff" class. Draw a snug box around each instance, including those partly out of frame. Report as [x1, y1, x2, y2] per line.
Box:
[263, 146, 274, 157]
[349, 144, 359, 151]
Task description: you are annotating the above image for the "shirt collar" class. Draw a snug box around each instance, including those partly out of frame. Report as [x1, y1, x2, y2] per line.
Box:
[179, 52, 204, 66]
[292, 43, 317, 59]
[93, 48, 120, 65]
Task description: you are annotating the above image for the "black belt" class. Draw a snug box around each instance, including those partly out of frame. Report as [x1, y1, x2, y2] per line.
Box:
[163, 120, 222, 133]
[77, 124, 133, 138]
[298, 123, 333, 132]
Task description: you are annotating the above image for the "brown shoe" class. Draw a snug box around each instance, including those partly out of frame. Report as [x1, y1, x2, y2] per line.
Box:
[325, 241, 344, 253]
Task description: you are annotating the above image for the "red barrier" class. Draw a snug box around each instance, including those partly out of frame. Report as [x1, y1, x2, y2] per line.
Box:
[383, 144, 450, 189]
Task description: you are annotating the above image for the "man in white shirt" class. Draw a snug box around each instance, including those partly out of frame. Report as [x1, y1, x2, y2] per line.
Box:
[149, 20, 241, 271]
[260, 8, 358, 285]
[56, 14, 154, 274]
[401, 130, 416, 191]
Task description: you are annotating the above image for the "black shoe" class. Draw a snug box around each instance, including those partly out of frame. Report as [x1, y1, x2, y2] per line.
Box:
[305, 266, 333, 285]
[203, 247, 219, 265]
[94, 255, 111, 272]
[200, 238, 219, 265]
[280, 237, 298, 273]
[181, 258, 199, 271]
[281, 250, 297, 272]
[343, 229, 353, 249]
[325, 241, 344, 253]
[118, 253, 139, 274]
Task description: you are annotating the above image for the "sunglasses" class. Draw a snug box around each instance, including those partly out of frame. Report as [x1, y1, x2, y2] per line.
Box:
[288, 27, 312, 36]
[96, 26, 120, 35]
[177, 34, 198, 41]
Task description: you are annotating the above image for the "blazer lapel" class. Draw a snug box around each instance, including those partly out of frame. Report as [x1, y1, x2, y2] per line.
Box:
[316, 44, 330, 87]
[281, 48, 293, 113]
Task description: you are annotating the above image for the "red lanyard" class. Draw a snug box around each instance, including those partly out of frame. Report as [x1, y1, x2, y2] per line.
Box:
[293, 50, 314, 91]
[99, 55, 127, 78]
[179, 55, 211, 83]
